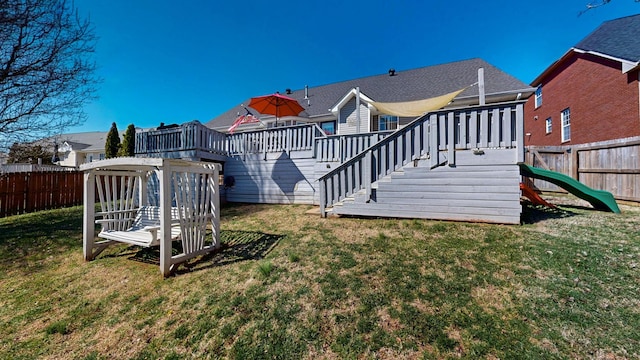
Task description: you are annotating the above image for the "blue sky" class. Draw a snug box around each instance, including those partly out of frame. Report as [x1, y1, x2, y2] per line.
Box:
[70, 0, 639, 133]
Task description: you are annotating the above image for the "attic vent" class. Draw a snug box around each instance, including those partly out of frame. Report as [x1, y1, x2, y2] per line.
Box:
[388, 68, 396, 76]
[285, 88, 292, 94]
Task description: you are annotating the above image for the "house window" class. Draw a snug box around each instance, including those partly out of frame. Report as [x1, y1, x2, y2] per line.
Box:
[561, 108, 571, 142]
[378, 115, 398, 131]
[534, 86, 542, 108]
[99, 153, 105, 160]
[320, 121, 336, 135]
[545, 117, 552, 134]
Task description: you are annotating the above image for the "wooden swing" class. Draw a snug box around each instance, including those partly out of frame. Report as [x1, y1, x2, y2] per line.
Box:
[81, 158, 221, 277]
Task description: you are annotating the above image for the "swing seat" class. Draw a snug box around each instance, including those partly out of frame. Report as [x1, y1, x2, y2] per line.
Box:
[96, 206, 181, 247]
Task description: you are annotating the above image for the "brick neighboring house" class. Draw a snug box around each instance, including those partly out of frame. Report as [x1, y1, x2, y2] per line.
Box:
[525, 14, 640, 146]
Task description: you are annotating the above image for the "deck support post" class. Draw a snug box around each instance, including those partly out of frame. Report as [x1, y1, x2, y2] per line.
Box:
[448, 112, 455, 166]
[429, 114, 438, 167]
[319, 181, 326, 218]
[364, 151, 372, 201]
[516, 103, 525, 163]
[478, 68, 485, 106]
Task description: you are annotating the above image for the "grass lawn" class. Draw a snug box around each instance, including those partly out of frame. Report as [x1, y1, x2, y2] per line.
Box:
[0, 199, 639, 359]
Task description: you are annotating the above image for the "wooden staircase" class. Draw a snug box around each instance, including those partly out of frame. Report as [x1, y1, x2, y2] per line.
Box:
[319, 101, 526, 224]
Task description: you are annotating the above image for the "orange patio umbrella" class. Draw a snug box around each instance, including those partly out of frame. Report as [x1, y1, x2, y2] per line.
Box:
[248, 93, 305, 127]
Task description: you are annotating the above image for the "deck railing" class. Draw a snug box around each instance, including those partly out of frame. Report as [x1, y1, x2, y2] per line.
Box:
[226, 123, 326, 158]
[315, 131, 393, 162]
[318, 101, 525, 216]
[135, 121, 227, 157]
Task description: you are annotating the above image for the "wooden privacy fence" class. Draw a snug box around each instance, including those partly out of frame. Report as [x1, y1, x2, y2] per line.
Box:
[0, 171, 84, 217]
[526, 136, 640, 202]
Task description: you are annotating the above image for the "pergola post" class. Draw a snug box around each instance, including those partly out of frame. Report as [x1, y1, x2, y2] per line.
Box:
[158, 165, 173, 277]
[83, 170, 96, 261]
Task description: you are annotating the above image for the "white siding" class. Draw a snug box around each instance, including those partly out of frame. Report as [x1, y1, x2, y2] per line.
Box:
[337, 97, 369, 135]
[224, 152, 318, 204]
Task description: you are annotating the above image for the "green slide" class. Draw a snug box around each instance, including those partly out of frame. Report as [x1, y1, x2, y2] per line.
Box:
[519, 163, 620, 213]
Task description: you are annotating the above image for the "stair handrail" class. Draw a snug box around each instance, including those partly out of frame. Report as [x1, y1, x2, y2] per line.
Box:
[318, 112, 431, 217]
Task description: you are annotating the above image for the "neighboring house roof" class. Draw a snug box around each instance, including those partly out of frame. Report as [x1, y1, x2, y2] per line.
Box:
[206, 58, 533, 131]
[575, 13, 640, 63]
[532, 13, 640, 85]
[56, 132, 109, 152]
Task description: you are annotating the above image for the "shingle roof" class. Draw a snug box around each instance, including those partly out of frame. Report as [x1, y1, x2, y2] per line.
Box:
[575, 13, 640, 62]
[34, 131, 110, 152]
[57, 132, 109, 151]
[206, 58, 532, 131]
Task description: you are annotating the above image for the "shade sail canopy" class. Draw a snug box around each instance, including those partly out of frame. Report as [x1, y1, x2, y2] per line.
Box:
[370, 88, 467, 117]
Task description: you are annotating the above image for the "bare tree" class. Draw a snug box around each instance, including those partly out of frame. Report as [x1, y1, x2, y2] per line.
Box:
[580, 0, 640, 15]
[0, 0, 98, 148]
[6, 142, 53, 164]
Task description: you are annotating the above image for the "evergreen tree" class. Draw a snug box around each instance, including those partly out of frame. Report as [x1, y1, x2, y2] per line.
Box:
[105, 122, 121, 159]
[118, 124, 136, 157]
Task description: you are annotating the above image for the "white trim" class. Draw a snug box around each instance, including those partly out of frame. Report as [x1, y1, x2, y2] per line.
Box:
[59, 141, 73, 152]
[532, 48, 640, 86]
[561, 108, 571, 143]
[572, 47, 639, 74]
[545, 117, 552, 134]
[329, 88, 375, 115]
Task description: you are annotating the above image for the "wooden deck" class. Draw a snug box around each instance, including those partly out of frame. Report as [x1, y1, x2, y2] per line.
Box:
[134, 101, 526, 223]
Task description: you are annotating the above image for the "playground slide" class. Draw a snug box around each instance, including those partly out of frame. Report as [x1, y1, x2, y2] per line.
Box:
[518, 163, 621, 213]
[520, 183, 556, 209]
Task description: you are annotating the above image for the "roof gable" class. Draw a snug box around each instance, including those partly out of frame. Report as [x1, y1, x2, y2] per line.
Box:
[532, 14, 640, 85]
[329, 88, 375, 114]
[575, 13, 640, 63]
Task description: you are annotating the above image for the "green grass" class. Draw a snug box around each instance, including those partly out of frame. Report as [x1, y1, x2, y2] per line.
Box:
[1, 201, 639, 359]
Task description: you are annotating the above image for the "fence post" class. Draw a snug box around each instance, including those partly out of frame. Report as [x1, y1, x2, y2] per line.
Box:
[571, 147, 579, 180]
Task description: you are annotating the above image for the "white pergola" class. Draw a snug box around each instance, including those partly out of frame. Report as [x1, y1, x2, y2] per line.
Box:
[81, 157, 221, 277]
